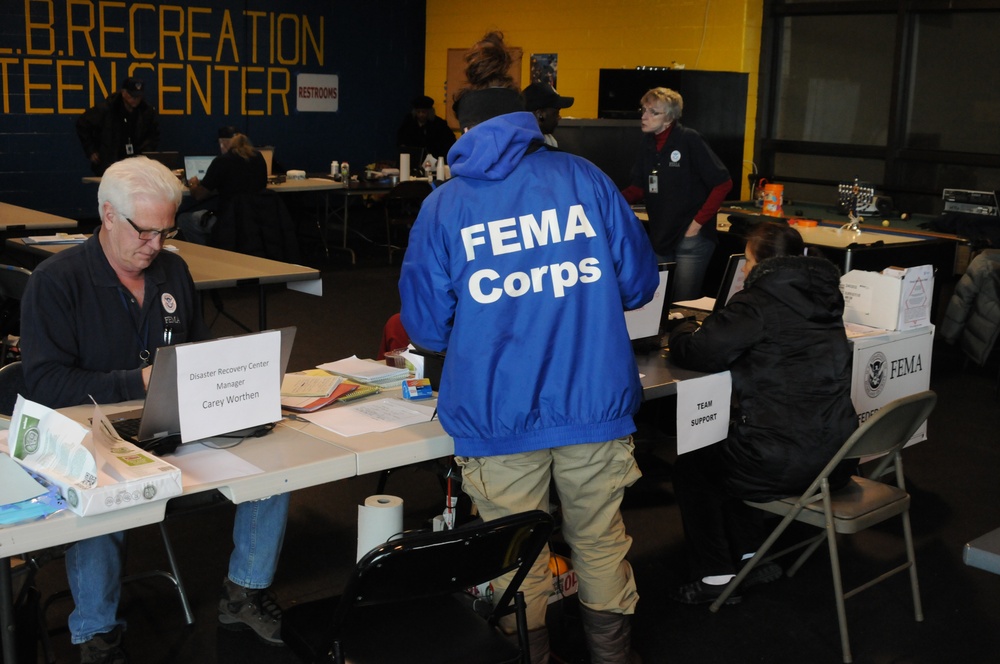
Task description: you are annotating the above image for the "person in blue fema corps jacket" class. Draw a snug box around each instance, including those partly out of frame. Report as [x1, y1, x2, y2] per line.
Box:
[399, 31, 658, 664]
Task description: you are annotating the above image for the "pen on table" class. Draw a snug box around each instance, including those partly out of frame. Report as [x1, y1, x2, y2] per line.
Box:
[430, 407, 437, 422]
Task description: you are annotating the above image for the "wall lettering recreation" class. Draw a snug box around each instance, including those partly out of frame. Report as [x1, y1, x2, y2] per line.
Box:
[0, 0, 327, 116]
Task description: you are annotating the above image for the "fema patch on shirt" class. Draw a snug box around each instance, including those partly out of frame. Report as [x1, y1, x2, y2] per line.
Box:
[161, 292, 177, 314]
[669, 150, 681, 167]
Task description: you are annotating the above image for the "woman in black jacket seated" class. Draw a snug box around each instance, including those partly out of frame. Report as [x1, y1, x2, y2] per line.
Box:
[667, 221, 858, 605]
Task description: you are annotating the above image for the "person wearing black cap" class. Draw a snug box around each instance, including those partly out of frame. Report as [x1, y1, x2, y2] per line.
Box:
[76, 76, 160, 176]
[400, 30, 656, 664]
[522, 82, 574, 148]
[396, 94, 457, 164]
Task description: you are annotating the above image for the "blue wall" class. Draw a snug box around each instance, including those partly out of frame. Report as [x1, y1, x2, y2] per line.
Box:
[0, 0, 427, 219]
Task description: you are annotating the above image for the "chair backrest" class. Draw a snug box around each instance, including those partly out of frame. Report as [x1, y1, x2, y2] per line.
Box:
[214, 190, 299, 262]
[0, 361, 26, 416]
[0, 264, 31, 301]
[808, 391, 937, 486]
[333, 510, 553, 625]
[842, 390, 937, 461]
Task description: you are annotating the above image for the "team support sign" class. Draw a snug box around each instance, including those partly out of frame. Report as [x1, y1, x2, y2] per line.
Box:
[1, 0, 336, 116]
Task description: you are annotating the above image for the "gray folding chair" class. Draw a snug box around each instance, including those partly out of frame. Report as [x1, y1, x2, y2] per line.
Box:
[709, 390, 938, 664]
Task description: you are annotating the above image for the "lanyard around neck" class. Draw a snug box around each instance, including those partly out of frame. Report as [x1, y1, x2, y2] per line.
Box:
[117, 288, 150, 367]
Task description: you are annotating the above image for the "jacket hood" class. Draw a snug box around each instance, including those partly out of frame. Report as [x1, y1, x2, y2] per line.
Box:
[447, 112, 544, 181]
[745, 255, 845, 323]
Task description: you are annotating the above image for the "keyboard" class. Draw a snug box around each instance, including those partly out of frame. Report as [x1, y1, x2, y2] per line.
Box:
[109, 415, 142, 441]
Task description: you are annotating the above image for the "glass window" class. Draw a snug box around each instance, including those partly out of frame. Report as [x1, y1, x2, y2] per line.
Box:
[773, 153, 885, 205]
[775, 15, 896, 145]
[906, 11, 1000, 154]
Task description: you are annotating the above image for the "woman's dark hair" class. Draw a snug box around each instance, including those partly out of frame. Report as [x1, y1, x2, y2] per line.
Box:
[745, 221, 805, 262]
[462, 31, 517, 92]
[452, 31, 524, 128]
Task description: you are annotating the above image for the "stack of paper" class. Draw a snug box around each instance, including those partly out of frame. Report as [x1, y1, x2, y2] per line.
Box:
[318, 356, 409, 387]
[23, 234, 88, 245]
[281, 372, 342, 398]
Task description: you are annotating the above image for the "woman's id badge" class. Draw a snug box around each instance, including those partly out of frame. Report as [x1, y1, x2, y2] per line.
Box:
[648, 171, 659, 194]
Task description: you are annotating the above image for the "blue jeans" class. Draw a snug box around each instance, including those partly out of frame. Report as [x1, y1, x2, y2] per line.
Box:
[658, 233, 716, 301]
[66, 493, 289, 643]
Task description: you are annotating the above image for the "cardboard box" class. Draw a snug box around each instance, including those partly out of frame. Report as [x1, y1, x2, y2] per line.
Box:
[8, 397, 182, 517]
[840, 264, 934, 331]
[46, 438, 182, 517]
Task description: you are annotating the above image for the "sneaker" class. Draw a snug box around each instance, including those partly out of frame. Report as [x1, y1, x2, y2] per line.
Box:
[79, 626, 128, 664]
[218, 578, 284, 645]
[669, 579, 742, 606]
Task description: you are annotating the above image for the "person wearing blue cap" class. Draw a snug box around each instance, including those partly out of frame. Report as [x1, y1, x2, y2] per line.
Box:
[76, 76, 161, 176]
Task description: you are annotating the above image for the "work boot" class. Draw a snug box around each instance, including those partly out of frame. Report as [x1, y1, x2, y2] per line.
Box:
[218, 577, 284, 645]
[579, 604, 641, 664]
[79, 626, 127, 664]
[505, 627, 550, 664]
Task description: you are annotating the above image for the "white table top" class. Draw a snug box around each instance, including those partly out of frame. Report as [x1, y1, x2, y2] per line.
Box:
[282, 403, 454, 477]
[0, 392, 446, 560]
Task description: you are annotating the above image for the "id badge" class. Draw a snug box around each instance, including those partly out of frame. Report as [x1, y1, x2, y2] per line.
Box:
[648, 172, 659, 194]
[125, 140, 134, 156]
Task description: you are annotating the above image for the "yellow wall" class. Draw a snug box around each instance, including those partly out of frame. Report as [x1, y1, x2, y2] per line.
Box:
[425, 0, 763, 195]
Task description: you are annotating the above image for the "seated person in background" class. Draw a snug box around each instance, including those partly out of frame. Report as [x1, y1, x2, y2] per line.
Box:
[20, 156, 290, 663]
[667, 221, 858, 605]
[396, 95, 457, 165]
[178, 126, 268, 245]
[522, 82, 574, 148]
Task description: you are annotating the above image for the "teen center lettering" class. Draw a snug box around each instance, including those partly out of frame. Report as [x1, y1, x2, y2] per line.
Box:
[461, 204, 600, 304]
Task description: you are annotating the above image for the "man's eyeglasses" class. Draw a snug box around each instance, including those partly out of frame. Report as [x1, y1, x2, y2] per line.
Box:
[639, 107, 666, 117]
[124, 216, 179, 241]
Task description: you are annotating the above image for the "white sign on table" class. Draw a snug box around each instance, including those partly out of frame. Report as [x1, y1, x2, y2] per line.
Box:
[174, 331, 282, 442]
[675, 371, 732, 454]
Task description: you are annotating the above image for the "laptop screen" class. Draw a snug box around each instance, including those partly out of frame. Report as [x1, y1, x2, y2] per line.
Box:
[184, 155, 215, 182]
[713, 254, 748, 313]
[625, 262, 674, 341]
[144, 151, 183, 171]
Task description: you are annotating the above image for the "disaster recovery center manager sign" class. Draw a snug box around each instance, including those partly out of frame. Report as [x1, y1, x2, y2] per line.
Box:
[175, 331, 282, 442]
[297, 73, 338, 112]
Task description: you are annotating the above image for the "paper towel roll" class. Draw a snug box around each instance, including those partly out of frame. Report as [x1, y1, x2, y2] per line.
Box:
[357, 494, 404, 561]
[399, 153, 410, 182]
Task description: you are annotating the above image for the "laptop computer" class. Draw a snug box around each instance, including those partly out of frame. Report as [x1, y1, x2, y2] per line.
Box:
[109, 327, 296, 450]
[713, 253, 748, 313]
[184, 155, 215, 182]
[143, 151, 184, 171]
[625, 262, 674, 351]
